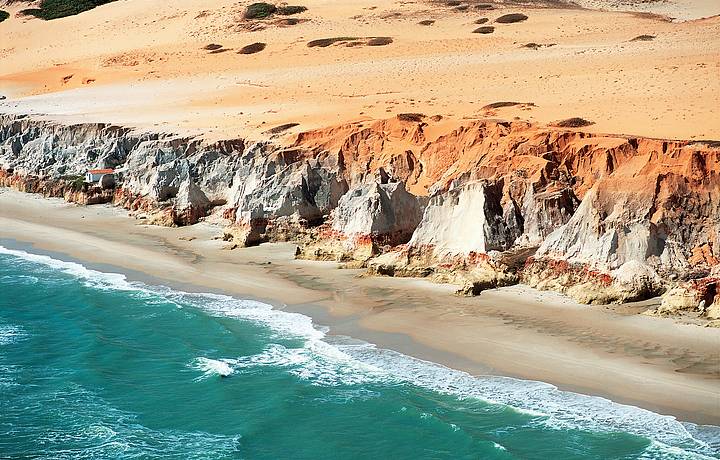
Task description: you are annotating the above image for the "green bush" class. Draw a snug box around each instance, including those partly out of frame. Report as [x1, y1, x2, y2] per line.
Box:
[553, 117, 594, 128]
[0, 10, 9, 23]
[21, 0, 118, 20]
[277, 5, 307, 15]
[61, 175, 86, 191]
[244, 2, 277, 19]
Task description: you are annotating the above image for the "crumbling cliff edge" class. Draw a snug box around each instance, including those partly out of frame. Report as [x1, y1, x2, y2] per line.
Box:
[1, 113, 718, 320]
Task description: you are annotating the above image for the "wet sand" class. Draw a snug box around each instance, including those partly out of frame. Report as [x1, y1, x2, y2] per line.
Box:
[0, 188, 718, 425]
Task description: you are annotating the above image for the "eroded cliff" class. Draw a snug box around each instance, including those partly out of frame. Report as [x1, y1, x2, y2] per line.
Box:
[1, 113, 718, 315]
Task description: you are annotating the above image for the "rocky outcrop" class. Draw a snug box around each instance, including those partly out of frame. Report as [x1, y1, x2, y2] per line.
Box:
[409, 181, 519, 257]
[333, 181, 424, 245]
[650, 265, 719, 318]
[0, 115, 246, 226]
[0, 169, 114, 205]
[297, 180, 425, 262]
[222, 150, 348, 246]
[523, 143, 720, 303]
[2, 112, 719, 309]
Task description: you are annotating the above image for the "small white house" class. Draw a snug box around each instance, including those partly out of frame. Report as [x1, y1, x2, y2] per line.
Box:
[85, 168, 114, 183]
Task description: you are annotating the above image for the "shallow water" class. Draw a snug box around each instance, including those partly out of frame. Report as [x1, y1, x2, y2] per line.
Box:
[0, 245, 717, 459]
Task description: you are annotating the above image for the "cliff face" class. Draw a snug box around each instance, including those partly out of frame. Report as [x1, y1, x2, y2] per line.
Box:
[1, 113, 718, 312]
[296, 117, 719, 307]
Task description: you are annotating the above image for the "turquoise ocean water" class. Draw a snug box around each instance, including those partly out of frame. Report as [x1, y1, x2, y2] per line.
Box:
[0, 245, 718, 459]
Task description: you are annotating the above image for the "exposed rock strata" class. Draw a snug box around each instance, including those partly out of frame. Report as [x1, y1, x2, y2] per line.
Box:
[296, 181, 425, 263]
[650, 266, 719, 319]
[1, 113, 719, 308]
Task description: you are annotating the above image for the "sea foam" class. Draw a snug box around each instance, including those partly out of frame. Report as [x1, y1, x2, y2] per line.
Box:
[0, 244, 716, 458]
[0, 325, 27, 346]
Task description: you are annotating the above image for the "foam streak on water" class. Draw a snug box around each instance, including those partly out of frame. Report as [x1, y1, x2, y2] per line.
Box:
[0, 244, 717, 459]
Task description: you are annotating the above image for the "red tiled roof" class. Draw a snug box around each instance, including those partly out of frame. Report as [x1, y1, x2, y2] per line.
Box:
[88, 169, 114, 174]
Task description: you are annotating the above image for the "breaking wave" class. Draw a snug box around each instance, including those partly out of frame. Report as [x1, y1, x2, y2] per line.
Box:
[1, 244, 717, 459]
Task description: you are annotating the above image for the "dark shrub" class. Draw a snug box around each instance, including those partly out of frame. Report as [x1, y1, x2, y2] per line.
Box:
[0, 10, 9, 22]
[397, 113, 425, 122]
[631, 34, 655, 41]
[307, 37, 358, 47]
[277, 5, 307, 15]
[482, 101, 521, 109]
[523, 42, 555, 49]
[496, 13, 528, 23]
[203, 44, 224, 50]
[553, 117, 594, 128]
[265, 123, 299, 134]
[474, 17, 488, 24]
[20, 0, 117, 20]
[239, 42, 267, 54]
[418, 19, 435, 25]
[473, 26, 494, 34]
[244, 2, 277, 19]
[367, 37, 393, 46]
[61, 175, 86, 192]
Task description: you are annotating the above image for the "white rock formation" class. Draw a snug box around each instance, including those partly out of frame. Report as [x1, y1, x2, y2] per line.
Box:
[332, 181, 424, 243]
[408, 181, 517, 256]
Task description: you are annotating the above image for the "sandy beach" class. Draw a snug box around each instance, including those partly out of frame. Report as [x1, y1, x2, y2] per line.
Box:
[1, 188, 718, 425]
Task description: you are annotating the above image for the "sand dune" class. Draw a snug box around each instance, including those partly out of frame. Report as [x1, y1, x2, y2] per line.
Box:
[0, 0, 718, 141]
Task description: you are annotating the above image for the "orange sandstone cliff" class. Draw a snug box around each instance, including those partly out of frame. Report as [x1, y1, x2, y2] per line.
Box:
[1, 114, 718, 316]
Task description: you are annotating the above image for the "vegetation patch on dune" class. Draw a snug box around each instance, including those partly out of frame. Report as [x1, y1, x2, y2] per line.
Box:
[474, 18, 488, 24]
[495, 13, 528, 23]
[238, 42, 267, 54]
[265, 123, 300, 134]
[418, 19, 435, 25]
[277, 5, 307, 15]
[244, 2, 277, 19]
[367, 37, 393, 46]
[0, 10, 9, 22]
[396, 113, 425, 122]
[523, 42, 555, 49]
[244, 3, 307, 20]
[307, 36, 393, 48]
[553, 117, 594, 128]
[203, 44, 224, 51]
[631, 34, 655, 42]
[482, 101, 523, 109]
[473, 26, 494, 34]
[307, 37, 358, 47]
[20, 0, 118, 20]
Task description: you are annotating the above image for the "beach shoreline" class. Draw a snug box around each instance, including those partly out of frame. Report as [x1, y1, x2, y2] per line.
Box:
[1, 188, 718, 426]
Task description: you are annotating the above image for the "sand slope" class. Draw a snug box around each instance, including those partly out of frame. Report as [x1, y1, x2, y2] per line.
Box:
[0, 0, 718, 141]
